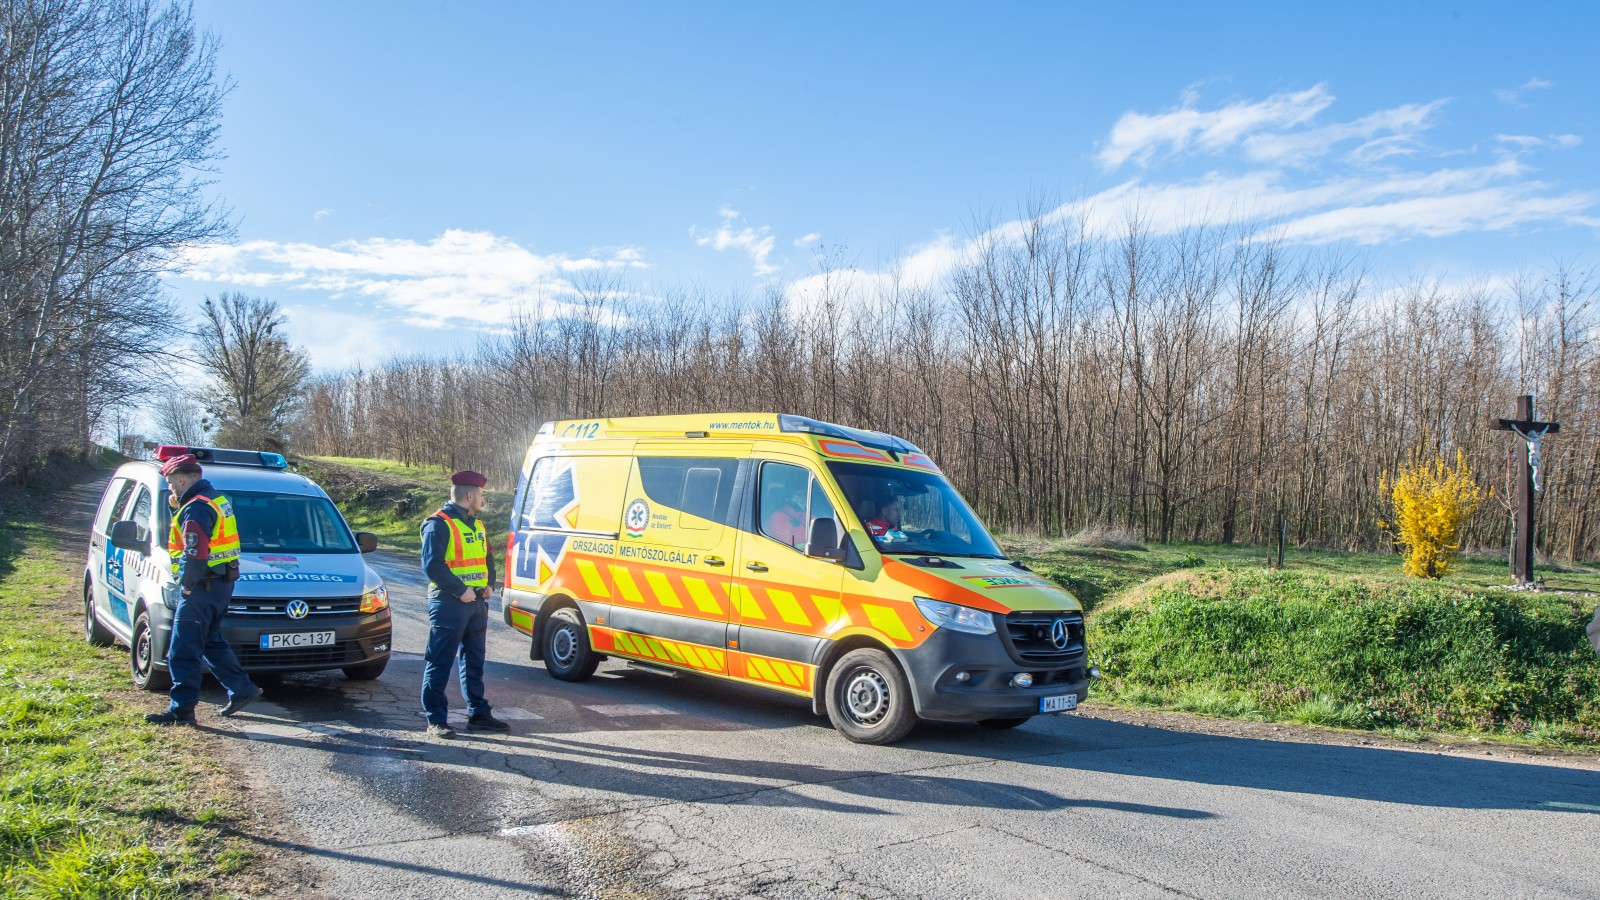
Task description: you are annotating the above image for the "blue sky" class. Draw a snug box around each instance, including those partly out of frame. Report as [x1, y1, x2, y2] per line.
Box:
[172, 1, 1600, 369]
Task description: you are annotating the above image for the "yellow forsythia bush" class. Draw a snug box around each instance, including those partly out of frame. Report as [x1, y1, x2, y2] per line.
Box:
[1380, 449, 1488, 579]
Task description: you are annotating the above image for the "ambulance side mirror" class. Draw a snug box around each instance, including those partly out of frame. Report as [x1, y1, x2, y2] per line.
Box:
[807, 518, 861, 569]
[109, 520, 150, 555]
[355, 531, 379, 554]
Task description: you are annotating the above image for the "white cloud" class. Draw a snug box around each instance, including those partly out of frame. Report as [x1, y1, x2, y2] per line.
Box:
[313, 208, 333, 221]
[1555, 134, 1583, 149]
[179, 229, 649, 329]
[1099, 84, 1334, 169]
[691, 206, 778, 276]
[794, 232, 821, 247]
[1496, 77, 1554, 107]
[1243, 101, 1445, 166]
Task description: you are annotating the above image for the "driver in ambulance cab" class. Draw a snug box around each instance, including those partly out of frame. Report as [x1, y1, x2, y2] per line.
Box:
[864, 495, 904, 539]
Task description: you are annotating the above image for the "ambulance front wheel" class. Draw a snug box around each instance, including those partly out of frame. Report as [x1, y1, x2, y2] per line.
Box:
[543, 607, 599, 682]
[825, 648, 916, 744]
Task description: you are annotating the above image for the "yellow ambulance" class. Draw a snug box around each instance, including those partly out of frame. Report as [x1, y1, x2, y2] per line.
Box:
[502, 414, 1092, 743]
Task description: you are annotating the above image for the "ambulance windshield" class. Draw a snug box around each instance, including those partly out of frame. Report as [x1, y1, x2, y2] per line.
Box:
[825, 461, 1004, 558]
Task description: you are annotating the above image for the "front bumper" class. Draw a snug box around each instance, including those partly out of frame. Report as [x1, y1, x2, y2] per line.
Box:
[896, 626, 1090, 722]
[221, 611, 392, 672]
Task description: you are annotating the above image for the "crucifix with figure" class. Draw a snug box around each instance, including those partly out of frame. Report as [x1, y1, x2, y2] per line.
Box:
[1491, 394, 1560, 585]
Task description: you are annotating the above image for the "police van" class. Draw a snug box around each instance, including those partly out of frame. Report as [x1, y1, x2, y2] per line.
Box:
[84, 445, 393, 690]
[503, 414, 1095, 744]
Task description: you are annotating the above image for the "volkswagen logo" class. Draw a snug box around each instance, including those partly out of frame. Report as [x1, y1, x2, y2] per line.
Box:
[1050, 618, 1070, 650]
[285, 599, 310, 620]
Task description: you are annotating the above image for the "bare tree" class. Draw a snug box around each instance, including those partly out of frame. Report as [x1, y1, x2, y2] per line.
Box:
[197, 293, 309, 450]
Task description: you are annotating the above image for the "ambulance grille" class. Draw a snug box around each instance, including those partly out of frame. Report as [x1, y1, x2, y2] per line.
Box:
[1001, 612, 1085, 664]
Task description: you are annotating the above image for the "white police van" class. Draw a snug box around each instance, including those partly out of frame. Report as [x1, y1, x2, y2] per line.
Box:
[84, 445, 393, 690]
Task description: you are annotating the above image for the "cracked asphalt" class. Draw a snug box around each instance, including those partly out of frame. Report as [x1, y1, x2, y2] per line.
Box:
[191, 550, 1600, 899]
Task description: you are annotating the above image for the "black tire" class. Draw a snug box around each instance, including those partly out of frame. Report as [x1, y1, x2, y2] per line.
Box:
[130, 610, 170, 692]
[542, 607, 598, 682]
[824, 648, 917, 744]
[978, 716, 1032, 729]
[84, 579, 114, 647]
[342, 657, 389, 680]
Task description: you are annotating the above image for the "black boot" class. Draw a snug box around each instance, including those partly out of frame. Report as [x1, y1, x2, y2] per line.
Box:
[145, 710, 196, 726]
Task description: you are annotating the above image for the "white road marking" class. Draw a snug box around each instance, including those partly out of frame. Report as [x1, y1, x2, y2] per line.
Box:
[1539, 801, 1600, 813]
[584, 703, 679, 717]
[495, 707, 544, 720]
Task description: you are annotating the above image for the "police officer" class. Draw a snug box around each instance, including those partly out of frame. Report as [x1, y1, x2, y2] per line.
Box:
[420, 470, 508, 738]
[145, 454, 262, 726]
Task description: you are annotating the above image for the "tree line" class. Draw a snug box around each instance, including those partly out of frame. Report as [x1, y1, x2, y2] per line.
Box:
[284, 213, 1600, 559]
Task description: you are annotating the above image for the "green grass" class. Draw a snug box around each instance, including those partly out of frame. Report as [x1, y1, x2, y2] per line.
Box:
[0, 495, 255, 896]
[296, 455, 512, 553]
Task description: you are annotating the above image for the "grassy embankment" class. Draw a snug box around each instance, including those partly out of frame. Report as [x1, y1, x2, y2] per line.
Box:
[1012, 538, 1600, 748]
[0, 473, 258, 897]
[300, 455, 1600, 749]
[294, 455, 512, 553]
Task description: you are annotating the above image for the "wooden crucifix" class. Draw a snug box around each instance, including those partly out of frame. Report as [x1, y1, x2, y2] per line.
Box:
[1491, 394, 1560, 585]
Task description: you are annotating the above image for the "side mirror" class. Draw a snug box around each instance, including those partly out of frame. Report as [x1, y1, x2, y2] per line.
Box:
[806, 518, 846, 562]
[109, 520, 151, 555]
[355, 531, 379, 554]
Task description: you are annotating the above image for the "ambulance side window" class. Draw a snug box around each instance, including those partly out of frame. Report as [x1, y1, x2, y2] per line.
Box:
[638, 457, 739, 528]
[524, 458, 576, 530]
[757, 462, 835, 553]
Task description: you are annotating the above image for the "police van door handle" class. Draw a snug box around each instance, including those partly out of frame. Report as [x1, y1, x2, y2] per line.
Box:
[705, 556, 726, 567]
[746, 562, 768, 573]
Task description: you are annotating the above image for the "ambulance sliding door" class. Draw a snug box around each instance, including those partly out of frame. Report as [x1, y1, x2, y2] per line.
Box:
[604, 447, 749, 676]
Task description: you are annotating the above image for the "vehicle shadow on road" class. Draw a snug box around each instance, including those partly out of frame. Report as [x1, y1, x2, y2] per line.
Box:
[910, 716, 1600, 813]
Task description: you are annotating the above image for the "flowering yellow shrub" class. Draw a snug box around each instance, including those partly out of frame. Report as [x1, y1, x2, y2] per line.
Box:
[1380, 449, 1488, 579]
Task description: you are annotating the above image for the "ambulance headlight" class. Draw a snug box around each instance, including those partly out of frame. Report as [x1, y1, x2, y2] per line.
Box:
[360, 584, 389, 614]
[914, 597, 996, 635]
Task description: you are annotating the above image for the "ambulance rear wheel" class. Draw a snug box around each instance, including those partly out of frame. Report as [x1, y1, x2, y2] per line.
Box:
[130, 611, 170, 692]
[84, 579, 114, 647]
[543, 607, 598, 682]
[826, 648, 916, 744]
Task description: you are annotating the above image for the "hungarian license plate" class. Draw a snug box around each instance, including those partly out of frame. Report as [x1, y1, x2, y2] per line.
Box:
[259, 631, 335, 650]
[1040, 694, 1079, 714]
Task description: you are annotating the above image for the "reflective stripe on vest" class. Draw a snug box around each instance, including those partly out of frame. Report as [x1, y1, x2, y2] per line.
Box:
[430, 510, 489, 589]
[167, 492, 242, 576]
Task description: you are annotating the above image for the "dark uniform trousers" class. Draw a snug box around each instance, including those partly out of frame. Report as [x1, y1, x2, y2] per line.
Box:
[420, 595, 491, 725]
[167, 576, 255, 714]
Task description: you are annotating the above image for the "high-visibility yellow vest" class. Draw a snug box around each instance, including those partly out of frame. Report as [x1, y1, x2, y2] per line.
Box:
[168, 492, 242, 576]
[431, 509, 489, 589]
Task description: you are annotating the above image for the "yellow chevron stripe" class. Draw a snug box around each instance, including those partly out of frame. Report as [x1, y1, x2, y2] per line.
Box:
[765, 588, 812, 626]
[862, 603, 912, 641]
[811, 593, 845, 627]
[644, 570, 685, 608]
[774, 661, 802, 687]
[659, 640, 689, 665]
[613, 632, 638, 654]
[645, 636, 670, 659]
[610, 565, 646, 604]
[727, 584, 766, 621]
[748, 657, 779, 682]
[681, 577, 723, 615]
[575, 559, 610, 598]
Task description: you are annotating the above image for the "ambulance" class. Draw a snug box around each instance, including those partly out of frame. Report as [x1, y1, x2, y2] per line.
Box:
[503, 414, 1093, 744]
[84, 446, 393, 690]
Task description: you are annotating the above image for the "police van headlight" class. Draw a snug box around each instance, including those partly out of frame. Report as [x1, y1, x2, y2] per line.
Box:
[914, 597, 996, 635]
[359, 584, 389, 614]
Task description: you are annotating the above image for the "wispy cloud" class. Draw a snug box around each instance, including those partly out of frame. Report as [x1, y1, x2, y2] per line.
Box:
[179, 229, 649, 328]
[691, 206, 778, 276]
[794, 232, 821, 247]
[313, 208, 333, 221]
[1099, 85, 1335, 168]
[1495, 77, 1554, 107]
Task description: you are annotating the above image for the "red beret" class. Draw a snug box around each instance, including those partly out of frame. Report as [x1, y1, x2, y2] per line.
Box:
[160, 454, 199, 476]
[450, 470, 487, 487]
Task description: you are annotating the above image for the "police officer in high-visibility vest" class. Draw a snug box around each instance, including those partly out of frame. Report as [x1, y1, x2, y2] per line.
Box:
[145, 454, 262, 725]
[420, 470, 508, 738]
